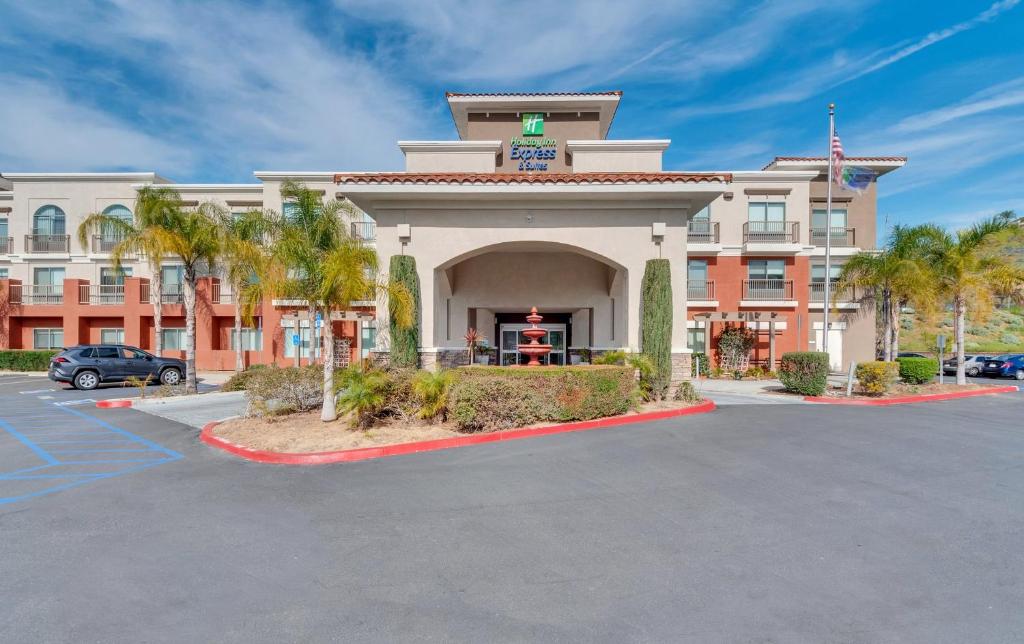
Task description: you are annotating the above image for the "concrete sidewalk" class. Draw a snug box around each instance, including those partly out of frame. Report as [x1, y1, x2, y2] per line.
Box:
[132, 390, 246, 429]
[691, 377, 808, 405]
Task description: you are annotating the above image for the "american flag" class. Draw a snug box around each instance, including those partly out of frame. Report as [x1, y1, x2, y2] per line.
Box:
[831, 133, 844, 184]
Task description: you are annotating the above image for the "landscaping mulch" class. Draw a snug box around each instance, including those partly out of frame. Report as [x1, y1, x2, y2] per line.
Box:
[818, 382, 993, 400]
[211, 399, 707, 455]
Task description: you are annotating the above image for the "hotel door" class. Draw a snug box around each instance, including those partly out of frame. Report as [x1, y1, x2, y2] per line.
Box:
[499, 323, 566, 366]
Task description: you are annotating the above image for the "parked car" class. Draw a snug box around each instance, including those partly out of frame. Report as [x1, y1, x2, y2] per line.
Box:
[980, 354, 1024, 380]
[942, 355, 990, 377]
[48, 345, 185, 390]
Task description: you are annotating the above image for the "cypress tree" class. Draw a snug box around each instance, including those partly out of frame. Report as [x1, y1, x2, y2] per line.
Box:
[389, 255, 420, 368]
[641, 258, 672, 398]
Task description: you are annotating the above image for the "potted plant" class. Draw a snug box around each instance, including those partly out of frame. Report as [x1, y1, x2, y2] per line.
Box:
[465, 328, 491, 365]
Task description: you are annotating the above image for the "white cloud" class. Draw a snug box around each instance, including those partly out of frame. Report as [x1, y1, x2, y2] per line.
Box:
[892, 76, 1024, 132]
[0, 76, 192, 173]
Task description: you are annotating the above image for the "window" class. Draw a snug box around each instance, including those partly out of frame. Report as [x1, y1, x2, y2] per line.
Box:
[0, 268, 8, 279]
[123, 347, 150, 360]
[33, 328, 64, 349]
[100, 204, 132, 241]
[687, 259, 708, 282]
[100, 328, 125, 344]
[161, 328, 186, 350]
[0, 218, 8, 253]
[282, 202, 299, 220]
[161, 265, 184, 301]
[811, 208, 847, 230]
[810, 263, 842, 282]
[230, 328, 263, 351]
[284, 326, 312, 359]
[33, 267, 65, 302]
[360, 321, 377, 360]
[692, 206, 710, 221]
[100, 266, 132, 285]
[687, 327, 706, 354]
[747, 259, 785, 280]
[32, 205, 66, 235]
[747, 202, 785, 223]
[33, 266, 65, 286]
[95, 346, 120, 359]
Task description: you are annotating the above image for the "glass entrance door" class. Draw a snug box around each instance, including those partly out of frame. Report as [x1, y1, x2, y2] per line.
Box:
[499, 323, 567, 366]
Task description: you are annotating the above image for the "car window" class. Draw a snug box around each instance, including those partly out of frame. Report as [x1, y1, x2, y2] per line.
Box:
[123, 348, 148, 360]
[77, 348, 96, 359]
[96, 347, 120, 359]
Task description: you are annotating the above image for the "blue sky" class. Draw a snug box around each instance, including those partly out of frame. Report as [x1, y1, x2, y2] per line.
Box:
[1, 0, 1021, 230]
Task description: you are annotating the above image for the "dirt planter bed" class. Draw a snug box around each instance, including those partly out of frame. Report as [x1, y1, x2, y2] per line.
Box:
[201, 399, 716, 465]
[804, 384, 1018, 406]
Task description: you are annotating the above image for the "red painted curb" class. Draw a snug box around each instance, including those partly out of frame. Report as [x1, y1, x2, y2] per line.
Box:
[96, 399, 133, 408]
[200, 399, 718, 465]
[804, 385, 1018, 406]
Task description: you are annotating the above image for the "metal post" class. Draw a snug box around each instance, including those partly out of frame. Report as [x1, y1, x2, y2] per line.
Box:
[768, 320, 776, 371]
[823, 103, 836, 357]
[293, 318, 300, 368]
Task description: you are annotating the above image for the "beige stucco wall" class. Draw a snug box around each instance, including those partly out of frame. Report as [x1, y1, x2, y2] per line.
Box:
[465, 112, 601, 173]
[702, 178, 813, 246]
[569, 149, 663, 173]
[404, 151, 497, 173]
[809, 178, 877, 250]
[371, 202, 691, 353]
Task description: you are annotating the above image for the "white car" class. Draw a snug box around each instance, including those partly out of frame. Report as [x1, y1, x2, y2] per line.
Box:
[942, 355, 990, 377]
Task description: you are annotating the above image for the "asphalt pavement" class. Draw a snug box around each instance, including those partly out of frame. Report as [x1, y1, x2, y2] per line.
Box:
[1, 373, 1023, 642]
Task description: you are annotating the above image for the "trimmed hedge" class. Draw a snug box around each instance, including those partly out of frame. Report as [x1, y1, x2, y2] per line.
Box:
[856, 361, 899, 395]
[221, 364, 268, 391]
[896, 357, 937, 385]
[449, 365, 635, 432]
[389, 255, 421, 368]
[778, 352, 830, 395]
[641, 258, 672, 399]
[0, 350, 60, 371]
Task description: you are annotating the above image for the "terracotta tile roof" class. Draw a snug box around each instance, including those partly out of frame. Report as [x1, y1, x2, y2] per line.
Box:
[334, 172, 731, 185]
[763, 156, 907, 169]
[445, 91, 623, 98]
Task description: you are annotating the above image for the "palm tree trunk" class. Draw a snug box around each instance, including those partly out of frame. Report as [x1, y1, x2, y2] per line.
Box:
[308, 304, 317, 366]
[890, 298, 903, 359]
[321, 313, 337, 422]
[233, 299, 243, 373]
[881, 288, 893, 362]
[955, 294, 967, 385]
[183, 270, 198, 394]
[152, 269, 163, 356]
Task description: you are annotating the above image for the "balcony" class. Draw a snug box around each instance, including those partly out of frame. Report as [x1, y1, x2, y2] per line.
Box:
[687, 220, 719, 244]
[25, 234, 70, 253]
[809, 281, 860, 309]
[0, 237, 12, 254]
[11, 284, 64, 305]
[351, 221, 376, 242]
[687, 280, 716, 302]
[211, 282, 233, 305]
[160, 284, 184, 304]
[742, 279, 794, 303]
[743, 221, 799, 244]
[809, 227, 856, 247]
[79, 284, 125, 305]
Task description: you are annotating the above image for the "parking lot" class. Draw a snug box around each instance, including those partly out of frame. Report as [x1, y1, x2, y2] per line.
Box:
[1, 373, 1023, 642]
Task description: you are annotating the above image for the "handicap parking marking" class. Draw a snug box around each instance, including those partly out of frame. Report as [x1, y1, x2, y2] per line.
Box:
[53, 399, 96, 407]
[0, 401, 183, 505]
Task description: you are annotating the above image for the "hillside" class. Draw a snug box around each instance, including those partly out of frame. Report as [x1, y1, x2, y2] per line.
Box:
[901, 306, 1024, 354]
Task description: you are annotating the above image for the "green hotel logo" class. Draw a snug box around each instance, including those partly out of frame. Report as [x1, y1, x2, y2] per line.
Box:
[522, 113, 544, 136]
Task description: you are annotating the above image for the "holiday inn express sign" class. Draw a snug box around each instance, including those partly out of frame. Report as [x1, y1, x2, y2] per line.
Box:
[512, 113, 556, 171]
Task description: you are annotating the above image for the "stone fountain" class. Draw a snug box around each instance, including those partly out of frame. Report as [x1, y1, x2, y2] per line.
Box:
[517, 307, 552, 366]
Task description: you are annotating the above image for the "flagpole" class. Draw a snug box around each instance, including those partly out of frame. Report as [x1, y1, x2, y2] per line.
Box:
[823, 103, 835, 361]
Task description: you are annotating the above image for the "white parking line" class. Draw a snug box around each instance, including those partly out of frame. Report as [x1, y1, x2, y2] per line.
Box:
[20, 389, 56, 394]
[36, 395, 55, 400]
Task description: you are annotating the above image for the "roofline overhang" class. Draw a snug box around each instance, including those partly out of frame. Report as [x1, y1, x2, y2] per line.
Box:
[398, 140, 503, 154]
[129, 183, 264, 193]
[0, 172, 172, 183]
[446, 92, 622, 140]
[763, 157, 906, 176]
[565, 139, 670, 153]
[253, 171, 345, 182]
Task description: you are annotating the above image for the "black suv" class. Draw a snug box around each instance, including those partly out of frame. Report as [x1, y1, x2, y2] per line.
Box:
[48, 345, 185, 390]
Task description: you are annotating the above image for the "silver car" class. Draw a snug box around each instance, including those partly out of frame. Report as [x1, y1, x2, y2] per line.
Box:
[942, 355, 989, 377]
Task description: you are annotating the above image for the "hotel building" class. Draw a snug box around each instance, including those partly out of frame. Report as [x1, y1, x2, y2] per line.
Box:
[0, 91, 904, 377]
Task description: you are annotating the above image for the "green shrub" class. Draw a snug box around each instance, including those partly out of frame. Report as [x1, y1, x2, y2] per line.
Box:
[640, 258, 672, 399]
[389, 255, 420, 368]
[856, 361, 899, 395]
[672, 380, 702, 404]
[221, 364, 268, 391]
[691, 352, 710, 377]
[778, 352, 830, 395]
[449, 366, 634, 432]
[243, 365, 323, 417]
[896, 357, 937, 384]
[592, 350, 627, 365]
[336, 369, 392, 427]
[411, 369, 455, 421]
[0, 350, 60, 371]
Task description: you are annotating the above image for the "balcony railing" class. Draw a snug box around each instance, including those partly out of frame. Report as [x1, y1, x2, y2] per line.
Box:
[687, 280, 716, 300]
[809, 227, 856, 247]
[211, 283, 233, 304]
[0, 237, 12, 254]
[742, 221, 799, 244]
[161, 284, 184, 304]
[25, 234, 70, 253]
[743, 279, 794, 301]
[79, 284, 125, 305]
[687, 220, 719, 243]
[351, 221, 376, 242]
[14, 284, 64, 304]
[140, 283, 150, 303]
[809, 281, 856, 302]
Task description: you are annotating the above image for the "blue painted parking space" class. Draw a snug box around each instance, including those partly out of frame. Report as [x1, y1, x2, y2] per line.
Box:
[0, 377, 182, 505]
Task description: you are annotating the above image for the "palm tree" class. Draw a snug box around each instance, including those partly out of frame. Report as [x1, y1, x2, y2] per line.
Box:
[77, 186, 182, 356]
[216, 209, 272, 373]
[254, 181, 412, 422]
[835, 225, 935, 361]
[917, 216, 1024, 384]
[154, 203, 223, 393]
